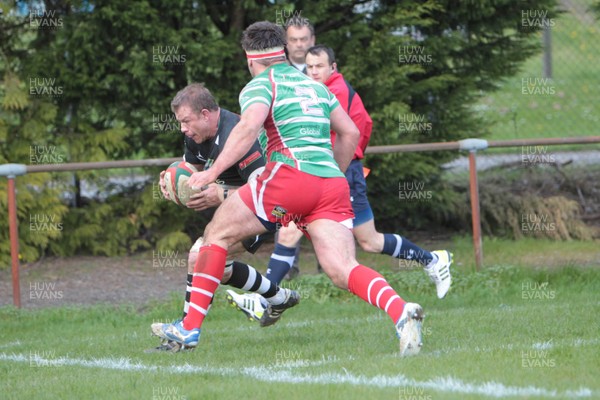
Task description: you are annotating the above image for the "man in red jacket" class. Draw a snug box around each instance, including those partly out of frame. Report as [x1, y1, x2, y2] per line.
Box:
[227, 45, 453, 321]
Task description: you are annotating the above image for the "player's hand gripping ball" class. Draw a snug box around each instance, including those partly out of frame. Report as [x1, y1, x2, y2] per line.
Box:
[162, 161, 200, 206]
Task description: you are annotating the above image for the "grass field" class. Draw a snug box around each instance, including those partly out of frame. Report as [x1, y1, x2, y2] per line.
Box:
[476, 0, 600, 144]
[1, 244, 599, 400]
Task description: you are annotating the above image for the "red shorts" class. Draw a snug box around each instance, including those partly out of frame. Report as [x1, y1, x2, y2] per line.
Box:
[238, 162, 354, 231]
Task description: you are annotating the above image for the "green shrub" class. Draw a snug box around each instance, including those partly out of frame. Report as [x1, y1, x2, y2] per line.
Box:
[0, 173, 69, 266]
[48, 179, 191, 257]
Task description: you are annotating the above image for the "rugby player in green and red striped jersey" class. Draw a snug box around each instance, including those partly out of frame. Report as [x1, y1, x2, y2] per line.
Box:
[156, 21, 425, 356]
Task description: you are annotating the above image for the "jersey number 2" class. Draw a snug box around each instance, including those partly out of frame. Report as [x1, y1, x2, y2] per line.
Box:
[295, 86, 324, 116]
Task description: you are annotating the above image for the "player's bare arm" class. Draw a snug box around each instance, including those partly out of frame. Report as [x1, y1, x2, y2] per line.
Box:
[186, 183, 236, 211]
[330, 106, 360, 173]
[187, 102, 269, 190]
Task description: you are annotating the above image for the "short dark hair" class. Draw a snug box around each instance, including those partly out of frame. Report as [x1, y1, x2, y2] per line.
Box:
[242, 21, 287, 51]
[171, 83, 218, 114]
[284, 16, 315, 37]
[306, 45, 336, 65]
[242, 21, 288, 65]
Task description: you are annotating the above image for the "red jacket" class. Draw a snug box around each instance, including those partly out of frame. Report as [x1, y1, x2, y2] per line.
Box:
[324, 71, 373, 160]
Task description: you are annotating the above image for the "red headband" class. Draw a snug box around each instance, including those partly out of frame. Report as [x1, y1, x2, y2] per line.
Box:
[245, 47, 285, 60]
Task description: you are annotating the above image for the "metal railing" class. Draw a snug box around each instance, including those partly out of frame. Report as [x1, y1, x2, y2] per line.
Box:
[2, 136, 600, 307]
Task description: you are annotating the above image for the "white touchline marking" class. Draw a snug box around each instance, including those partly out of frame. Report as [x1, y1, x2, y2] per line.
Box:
[532, 338, 600, 350]
[427, 338, 600, 358]
[0, 352, 594, 398]
[0, 341, 21, 349]
[532, 340, 554, 350]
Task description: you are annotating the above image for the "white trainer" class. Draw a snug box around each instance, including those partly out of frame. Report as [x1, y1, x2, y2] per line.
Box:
[151, 320, 176, 339]
[225, 290, 267, 322]
[425, 250, 453, 299]
[395, 303, 424, 357]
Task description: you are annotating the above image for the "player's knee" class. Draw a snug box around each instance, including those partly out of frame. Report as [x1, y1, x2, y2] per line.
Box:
[328, 271, 349, 290]
[277, 226, 302, 247]
[319, 262, 349, 290]
[188, 237, 203, 273]
[357, 236, 379, 253]
[187, 253, 197, 274]
[203, 221, 229, 245]
[204, 220, 237, 248]
[221, 263, 233, 282]
[203, 222, 218, 242]
[355, 230, 384, 253]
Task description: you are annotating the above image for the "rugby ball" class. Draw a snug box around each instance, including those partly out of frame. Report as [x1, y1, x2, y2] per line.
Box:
[163, 161, 199, 206]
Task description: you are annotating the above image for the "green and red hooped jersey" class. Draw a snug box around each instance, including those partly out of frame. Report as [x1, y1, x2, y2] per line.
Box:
[239, 63, 344, 179]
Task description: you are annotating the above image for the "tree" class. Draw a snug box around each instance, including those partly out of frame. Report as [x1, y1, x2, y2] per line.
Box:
[0, 0, 559, 264]
[0, 1, 69, 264]
[308, 0, 558, 229]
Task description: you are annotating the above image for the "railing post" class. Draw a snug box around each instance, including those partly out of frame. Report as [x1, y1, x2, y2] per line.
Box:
[8, 176, 21, 307]
[468, 151, 483, 271]
[0, 164, 27, 308]
[459, 139, 487, 271]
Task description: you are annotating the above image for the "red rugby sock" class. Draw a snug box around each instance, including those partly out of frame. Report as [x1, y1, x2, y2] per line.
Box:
[347, 265, 406, 323]
[182, 244, 226, 331]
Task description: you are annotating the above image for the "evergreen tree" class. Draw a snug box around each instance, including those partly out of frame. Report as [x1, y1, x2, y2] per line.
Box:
[0, 0, 559, 263]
